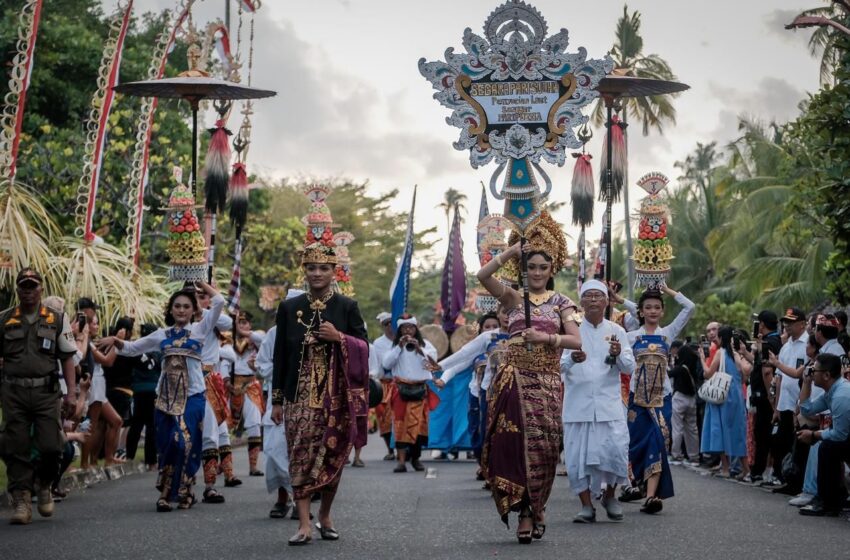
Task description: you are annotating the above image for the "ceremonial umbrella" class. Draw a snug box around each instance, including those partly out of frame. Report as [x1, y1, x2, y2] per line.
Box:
[113, 74, 276, 280]
[593, 75, 689, 317]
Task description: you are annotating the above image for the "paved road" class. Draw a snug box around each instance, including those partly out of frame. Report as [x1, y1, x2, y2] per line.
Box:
[2, 433, 847, 559]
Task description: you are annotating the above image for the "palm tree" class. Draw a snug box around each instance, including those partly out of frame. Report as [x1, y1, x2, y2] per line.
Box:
[592, 4, 679, 298]
[437, 188, 467, 234]
[786, 1, 850, 84]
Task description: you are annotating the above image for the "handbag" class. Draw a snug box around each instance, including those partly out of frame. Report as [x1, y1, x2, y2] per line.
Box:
[397, 381, 426, 402]
[697, 349, 732, 405]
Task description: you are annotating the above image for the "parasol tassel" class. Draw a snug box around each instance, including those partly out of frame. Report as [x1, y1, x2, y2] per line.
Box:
[598, 115, 626, 203]
[570, 152, 594, 227]
[229, 162, 248, 234]
[203, 118, 232, 213]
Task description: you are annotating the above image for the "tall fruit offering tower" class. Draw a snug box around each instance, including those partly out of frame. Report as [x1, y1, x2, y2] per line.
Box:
[632, 172, 673, 289]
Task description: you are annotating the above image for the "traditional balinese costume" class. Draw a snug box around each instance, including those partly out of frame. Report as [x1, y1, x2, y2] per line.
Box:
[560, 280, 635, 500]
[439, 329, 509, 461]
[370, 316, 396, 451]
[223, 325, 266, 475]
[117, 293, 225, 505]
[199, 308, 238, 492]
[622, 291, 694, 502]
[480, 213, 578, 525]
[383, 317, 439, 469]
[271, 245, 369, 500]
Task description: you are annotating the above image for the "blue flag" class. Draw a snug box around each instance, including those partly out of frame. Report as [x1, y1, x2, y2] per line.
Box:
[390, 186, 416, 331]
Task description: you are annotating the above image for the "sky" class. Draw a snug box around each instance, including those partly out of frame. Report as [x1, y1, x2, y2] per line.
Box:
[108, 0, 823, 273]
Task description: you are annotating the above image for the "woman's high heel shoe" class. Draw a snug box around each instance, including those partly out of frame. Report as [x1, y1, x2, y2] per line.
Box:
[516, 512, 533, 544]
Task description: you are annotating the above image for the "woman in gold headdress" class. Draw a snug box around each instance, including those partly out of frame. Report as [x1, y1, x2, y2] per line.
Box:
[477, 212, 582, 544]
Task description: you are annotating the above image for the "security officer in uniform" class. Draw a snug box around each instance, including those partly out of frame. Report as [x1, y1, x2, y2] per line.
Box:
[1, 268, 77, 525]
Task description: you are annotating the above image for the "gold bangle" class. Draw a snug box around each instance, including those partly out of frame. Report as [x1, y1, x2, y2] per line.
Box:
[495, 254, 503, 267]
[555, 334, 561, 347]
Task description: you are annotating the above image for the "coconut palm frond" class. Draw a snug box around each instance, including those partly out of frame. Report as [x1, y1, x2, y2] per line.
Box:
[127, 269, 172, 326]
[0, 179, 62, 290]
[51, 237, 138, 327]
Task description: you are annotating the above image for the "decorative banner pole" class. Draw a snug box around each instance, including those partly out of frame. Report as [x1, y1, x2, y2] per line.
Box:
[420, 0, 612, 328]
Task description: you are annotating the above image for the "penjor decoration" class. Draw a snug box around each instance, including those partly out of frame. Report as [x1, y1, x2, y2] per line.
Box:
[420, 0, 612, 328]
[166, 167, 207, 281]
[632, 172, 673, 289]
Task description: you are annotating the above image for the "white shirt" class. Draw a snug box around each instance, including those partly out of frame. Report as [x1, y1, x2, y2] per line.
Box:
[623, 292, 695, 396]
[119, 293, 225, 396]
[219, 344, 236, 377]
[382, 340, 438, 382]
[777, 331, 809, 412]
[370, 334, 394, 379]
[201, 308, 233, 366]
[561, 319, 635, 423]
[439, 330, 503, 395]
[255, 326, 277, 424]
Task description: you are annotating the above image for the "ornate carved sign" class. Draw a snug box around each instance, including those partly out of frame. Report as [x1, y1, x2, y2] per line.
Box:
[419, 0, 612, 170]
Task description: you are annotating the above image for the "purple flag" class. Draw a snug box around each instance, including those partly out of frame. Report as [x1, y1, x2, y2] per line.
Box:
[441, 208, 467, 334]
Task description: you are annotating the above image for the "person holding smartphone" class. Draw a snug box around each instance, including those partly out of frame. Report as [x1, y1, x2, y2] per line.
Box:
[764, 307, 809, 491]
[745, 311, 783, 483]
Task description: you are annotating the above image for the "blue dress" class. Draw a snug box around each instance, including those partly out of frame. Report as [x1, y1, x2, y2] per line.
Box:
[700, 352, 748, 457]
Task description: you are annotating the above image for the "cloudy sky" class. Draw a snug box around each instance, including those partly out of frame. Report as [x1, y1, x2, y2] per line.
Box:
[110, 0, 822, 271]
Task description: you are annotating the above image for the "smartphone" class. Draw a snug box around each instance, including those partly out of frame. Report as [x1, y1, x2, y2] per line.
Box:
[761, 346, 770, 361]
[796, 358, 804, 369]
[700, 334, 710, 356]
[611, 281, 623, 294]
[752, 317, 760, 339]
[77, 312, 87, 331]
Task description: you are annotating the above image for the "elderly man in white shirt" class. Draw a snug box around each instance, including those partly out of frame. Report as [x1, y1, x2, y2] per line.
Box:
[371, 312, 397, 460]
[560, 280, 635, 523]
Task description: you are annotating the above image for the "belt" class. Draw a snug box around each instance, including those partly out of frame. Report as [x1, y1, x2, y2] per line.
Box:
[3, 376, 55, 388]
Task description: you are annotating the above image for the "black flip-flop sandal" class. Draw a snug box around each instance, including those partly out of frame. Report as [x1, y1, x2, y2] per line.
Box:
[156, 498, 172, 512]
[202, 488, 225, 504]
[269, 502, 292, 519]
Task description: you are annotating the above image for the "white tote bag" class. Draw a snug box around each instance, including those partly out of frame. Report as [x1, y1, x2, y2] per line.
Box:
[698, 349, 732, 405]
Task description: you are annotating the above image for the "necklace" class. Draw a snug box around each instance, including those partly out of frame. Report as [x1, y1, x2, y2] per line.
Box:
[528, 290, 554, 306]
[307, 290, 334, 311]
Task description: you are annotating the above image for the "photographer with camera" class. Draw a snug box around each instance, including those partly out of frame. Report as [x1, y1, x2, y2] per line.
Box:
[382, 315, 439, 473]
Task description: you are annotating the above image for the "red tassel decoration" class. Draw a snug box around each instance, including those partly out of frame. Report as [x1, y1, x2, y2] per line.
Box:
[598, 114, 626, 203]
[571, 152, 594, 227]
[203, 117, 232, 213]
[229, 162, 249, 234]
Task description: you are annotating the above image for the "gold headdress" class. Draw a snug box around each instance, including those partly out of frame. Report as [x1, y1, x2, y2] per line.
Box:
[504, 211, 568, 277]
[300, 242, 338, 266]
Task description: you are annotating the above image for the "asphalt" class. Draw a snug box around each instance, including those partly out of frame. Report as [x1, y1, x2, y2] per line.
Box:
[1, 433, 847, 560]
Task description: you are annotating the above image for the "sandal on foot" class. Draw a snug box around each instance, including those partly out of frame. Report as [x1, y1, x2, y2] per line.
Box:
[269, 501, 292, 519]
[516, 512, 533, 544]
[288, 532, 313, 546]
[177, 494, 196, 510]
[156, 498, 172, 512]
[249, 470, 264, 477]
[202, 488, 225, 504]
[315, 522, 340, 540]
[640, 497, 663, 514]
[224, 477, 243, 487]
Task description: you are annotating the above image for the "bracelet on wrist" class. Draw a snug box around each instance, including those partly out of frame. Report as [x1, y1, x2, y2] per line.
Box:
[495, 254, 503, 267]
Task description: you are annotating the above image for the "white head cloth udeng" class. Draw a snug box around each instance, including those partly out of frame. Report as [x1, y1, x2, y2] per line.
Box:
[397, 316, 418, 328]
[376, 312, 392, 323]
[286, 289, 305, 301]
[579, 279, 608, 298]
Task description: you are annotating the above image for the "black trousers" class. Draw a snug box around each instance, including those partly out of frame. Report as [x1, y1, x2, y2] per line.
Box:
[770, 410, 795, 482]
[126, 391, 157, 465]
[817, 438, 850, 511]
[751, 398, 774, 476]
